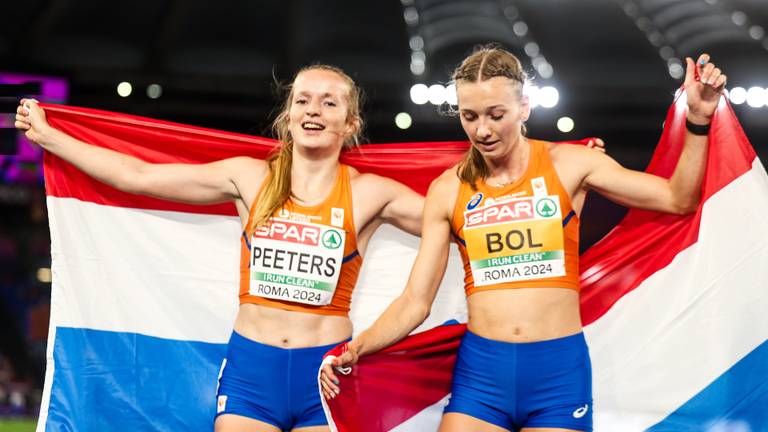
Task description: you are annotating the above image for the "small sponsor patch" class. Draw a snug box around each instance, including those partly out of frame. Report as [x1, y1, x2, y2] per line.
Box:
[531, 176, 547, 196]
[217, 395, 228, 414]
[331, 207, 344, 227]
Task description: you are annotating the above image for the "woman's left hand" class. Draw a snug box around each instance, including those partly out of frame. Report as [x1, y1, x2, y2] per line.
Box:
[684, 54, 727, 124]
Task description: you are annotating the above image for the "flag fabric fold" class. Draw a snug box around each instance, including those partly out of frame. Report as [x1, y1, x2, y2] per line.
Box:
[36, 97, 767, 432]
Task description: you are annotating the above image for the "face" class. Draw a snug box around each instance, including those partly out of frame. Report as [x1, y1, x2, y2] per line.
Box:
[288, 69, 356, 152]
[456, 76, 530, 160]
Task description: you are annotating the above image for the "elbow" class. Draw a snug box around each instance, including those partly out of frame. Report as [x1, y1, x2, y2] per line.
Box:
[672, 197, 700, 215]
[413, 299, 431, 324]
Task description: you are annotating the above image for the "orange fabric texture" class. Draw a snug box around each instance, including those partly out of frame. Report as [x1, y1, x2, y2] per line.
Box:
[450, 139, 580, 296]
[239, 164, 361, 316]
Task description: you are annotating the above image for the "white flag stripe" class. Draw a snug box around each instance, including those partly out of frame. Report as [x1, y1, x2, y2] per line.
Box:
[586, 159, 768, 431]
[47, 197, 241, 343]
[351, 224, 468, 335]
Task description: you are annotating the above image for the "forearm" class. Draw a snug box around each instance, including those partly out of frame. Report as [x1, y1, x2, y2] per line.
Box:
[351, 292, 431, 357]
[668, 118, 709, 213]
[39, 124, 147, 192]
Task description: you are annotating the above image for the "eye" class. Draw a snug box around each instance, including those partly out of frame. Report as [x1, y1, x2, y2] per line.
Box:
[491, 114, 504, 121]
[462, 113, 477, 121]
[295, 98, 308, 105]
[323, 101, 337, 107]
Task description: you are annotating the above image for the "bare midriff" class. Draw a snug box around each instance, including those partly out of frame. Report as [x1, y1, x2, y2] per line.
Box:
[466, 287, 582, 342]
[234, 303, 352, 348]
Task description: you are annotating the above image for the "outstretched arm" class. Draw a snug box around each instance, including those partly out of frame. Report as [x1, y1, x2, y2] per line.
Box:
[15, 99, 265, 205]
[581, 54, 725, 214]
[319, 174, 455, 399]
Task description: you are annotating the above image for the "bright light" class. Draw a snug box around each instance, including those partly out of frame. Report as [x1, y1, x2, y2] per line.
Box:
[749, 25, 765, 40]
[667, 58, 684, 79]
[557, 116, 574, 133]
[410, 62, 425, 75]
[428, 84, 446, 105]
[539, 86, 559, 108]
[538, 63, 553, 79]
[731, 10, 747, 26]
[409, 36, 424, 51]
[37, 267, 52, 283]
[411, 50, 425, 65]
[117, 81, 132, 97]
[404, 7, 419, 25]
[445, 84, 458, 105]
[513, 21, 528, 36]
[147, 84, 162, 99]
[410, 84, 429, 104]
[524, 42, 540, 57]
[729, 87, 747, 105]
[659, 46, 674, 60]
[524, 84, 540, 108]
[395, 112, 412, 129]
[746, 86, 766, 108]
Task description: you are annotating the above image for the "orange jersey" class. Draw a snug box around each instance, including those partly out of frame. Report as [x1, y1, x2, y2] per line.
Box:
[450, 139, 580, 296]
[239, 164, 361, 316]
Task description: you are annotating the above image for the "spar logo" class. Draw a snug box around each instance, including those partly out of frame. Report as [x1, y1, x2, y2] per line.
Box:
[465, 198, 535, 228]
[536, 198, 558, 218]
[253, 220, 320, 246]
[321, 230, 343, 249]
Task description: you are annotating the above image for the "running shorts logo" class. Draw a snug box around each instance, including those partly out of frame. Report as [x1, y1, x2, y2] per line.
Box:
[572, 404, 589, 418]
[217, 395, 228, 414]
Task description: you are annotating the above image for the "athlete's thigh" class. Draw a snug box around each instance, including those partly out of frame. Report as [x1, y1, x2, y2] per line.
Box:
[522, 428, 586, 432]
[439, 412, 511, 432]
[215, 413, 281, 432]
[292, 425, 330, 432]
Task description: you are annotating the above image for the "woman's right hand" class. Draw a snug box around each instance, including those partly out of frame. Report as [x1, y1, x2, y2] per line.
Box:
[15, 98, 50, 146]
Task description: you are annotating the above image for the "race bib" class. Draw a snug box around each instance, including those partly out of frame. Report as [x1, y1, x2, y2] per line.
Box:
[249, 218, 346, 305]
[463, 195, 565, 286]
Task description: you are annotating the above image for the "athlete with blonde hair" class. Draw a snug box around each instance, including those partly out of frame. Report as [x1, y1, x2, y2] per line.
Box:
[322, 47, 726, 432]
[16, 65, 424, 432]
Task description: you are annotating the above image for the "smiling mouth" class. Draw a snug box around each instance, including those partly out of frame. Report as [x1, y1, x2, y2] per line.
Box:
[302, 122, 326, 131]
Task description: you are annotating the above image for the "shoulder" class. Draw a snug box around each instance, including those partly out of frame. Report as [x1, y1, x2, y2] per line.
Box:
[224, 157, 269, 193]
[426, 166, 461, 211]
[548, 142, 614, 172]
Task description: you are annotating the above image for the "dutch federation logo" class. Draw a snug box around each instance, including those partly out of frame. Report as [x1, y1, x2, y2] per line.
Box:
[466, 192, 484, 210]
[535, 198, 558, 217]
[321, 230, 343, 249]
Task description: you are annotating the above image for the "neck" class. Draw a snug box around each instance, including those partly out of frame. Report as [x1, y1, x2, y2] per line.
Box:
[485, 136, 530, 183]
[291, 144, 342, 203]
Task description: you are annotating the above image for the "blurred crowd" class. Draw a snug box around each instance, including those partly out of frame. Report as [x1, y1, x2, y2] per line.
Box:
[0, 184, 49, 419]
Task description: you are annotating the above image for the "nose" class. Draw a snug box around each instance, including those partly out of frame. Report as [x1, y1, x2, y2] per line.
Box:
[476, 118, 492, 140]
[306, 99, 321, 116]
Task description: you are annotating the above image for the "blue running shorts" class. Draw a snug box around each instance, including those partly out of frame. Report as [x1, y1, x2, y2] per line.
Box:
[445, 330, 593, 431]
[215, 331, 342, 430]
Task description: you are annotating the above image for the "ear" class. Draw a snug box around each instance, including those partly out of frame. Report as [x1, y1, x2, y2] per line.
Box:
[346, 116, 360, 136]
[520, 95, 531, 122]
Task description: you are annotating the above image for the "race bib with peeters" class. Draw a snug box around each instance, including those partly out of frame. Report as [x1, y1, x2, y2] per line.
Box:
[249, 218, 346, 305]
[463, 195, 565, 286]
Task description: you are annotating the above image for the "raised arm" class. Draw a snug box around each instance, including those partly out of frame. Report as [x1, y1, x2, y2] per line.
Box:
[320, 173, 456, 400]
[580, 54, 725, 214]
[15, 99, 266, 206]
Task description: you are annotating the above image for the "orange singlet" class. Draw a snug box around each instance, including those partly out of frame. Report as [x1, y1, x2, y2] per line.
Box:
[238, 164, 361, 316]
[450, 139, 580, 297]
